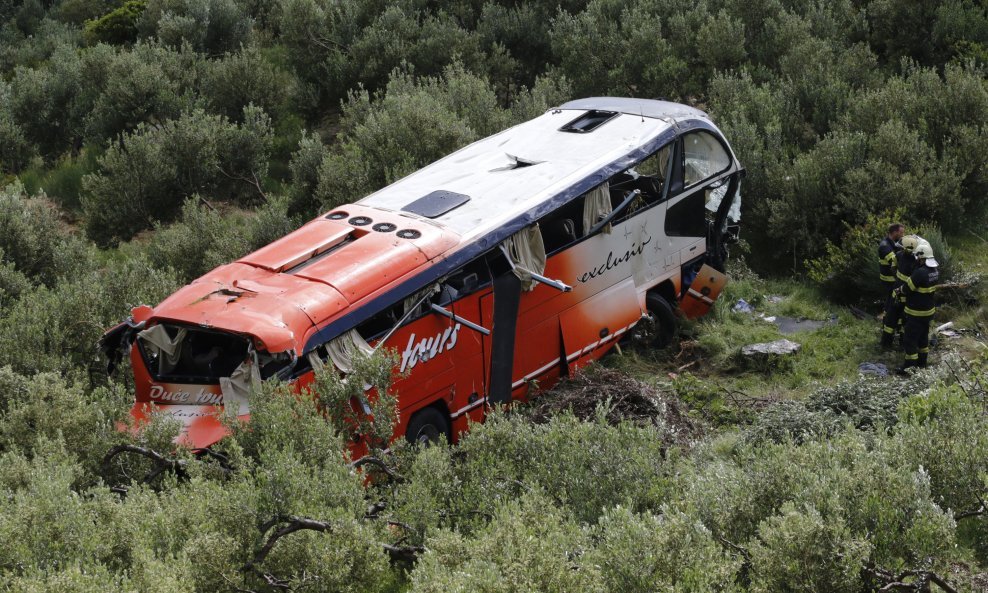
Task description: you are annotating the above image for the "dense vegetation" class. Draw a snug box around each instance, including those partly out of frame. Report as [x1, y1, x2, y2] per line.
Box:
[1, 0, 987, 591]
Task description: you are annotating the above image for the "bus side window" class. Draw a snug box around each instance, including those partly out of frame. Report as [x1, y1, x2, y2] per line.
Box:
[539, 195, 586, 255]
[437, 256, 493, 305]
[608, 142, 674, 224]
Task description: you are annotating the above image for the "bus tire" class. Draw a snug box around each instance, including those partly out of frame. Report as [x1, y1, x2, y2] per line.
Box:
[405, 406, 451, 446]
[645, 292, 678, 349]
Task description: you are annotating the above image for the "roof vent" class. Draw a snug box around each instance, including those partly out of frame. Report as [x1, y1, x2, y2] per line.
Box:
[401, 190, 470, 219]
[559, 110, 619, 133]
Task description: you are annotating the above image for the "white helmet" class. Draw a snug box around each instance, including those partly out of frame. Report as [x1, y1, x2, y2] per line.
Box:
[901, 235, 920, 253]
[914, 242, 938, 267]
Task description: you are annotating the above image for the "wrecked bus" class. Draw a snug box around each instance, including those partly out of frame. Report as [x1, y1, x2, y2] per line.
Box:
[100, 97, 743, 449]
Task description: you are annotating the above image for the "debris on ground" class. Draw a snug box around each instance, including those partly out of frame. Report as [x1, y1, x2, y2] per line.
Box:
[741, 339, 802, 357]
[732, 296, 837, 334]
[858, 362, 889, 377]
[733, 298, 754, 313]
[526, 367, 699, 446]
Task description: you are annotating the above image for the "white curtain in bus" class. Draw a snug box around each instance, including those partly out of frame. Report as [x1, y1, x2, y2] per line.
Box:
[582, 181, 612, 235]
[326, 329, 374, 373]
[503, 224, 546, 291]
[404, 284, 439, 316]
[137, 325, 187, 374]
[219, 353, 259, 415]
[307, 350, 325, 371]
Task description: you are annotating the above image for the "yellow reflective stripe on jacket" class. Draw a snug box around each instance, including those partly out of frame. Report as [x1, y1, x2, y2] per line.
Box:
[904, 306, 935, 317]
[896, 270, 910, 282]
[880, 274, 895, 282]
[906, 277, 917, 291]
[912, 285, 936, 294]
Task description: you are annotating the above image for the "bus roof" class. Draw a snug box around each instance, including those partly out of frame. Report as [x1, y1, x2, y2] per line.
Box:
[358, 98, 700, 240]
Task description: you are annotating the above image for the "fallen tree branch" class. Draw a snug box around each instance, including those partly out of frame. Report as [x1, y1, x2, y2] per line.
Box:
[863, 565, 959, 593]
[101, 444, 186, 484]
[246, 515, 336, 572]
[348, 455, 404, 482]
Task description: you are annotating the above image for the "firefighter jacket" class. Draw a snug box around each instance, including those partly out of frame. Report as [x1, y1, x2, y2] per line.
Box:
[878, 237, 897, 283]
[894, 251, 917, 289]
[903, 265, 938, 318]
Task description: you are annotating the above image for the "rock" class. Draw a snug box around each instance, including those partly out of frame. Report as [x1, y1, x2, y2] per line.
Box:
[741, 339, 801, 357]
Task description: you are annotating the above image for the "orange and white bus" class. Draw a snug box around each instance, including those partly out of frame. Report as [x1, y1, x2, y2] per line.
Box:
[100, 97, 743, 449]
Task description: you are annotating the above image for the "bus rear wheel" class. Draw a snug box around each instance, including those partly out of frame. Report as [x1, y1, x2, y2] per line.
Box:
[641, 292, 678, 349]
[405, 406, 451, 446]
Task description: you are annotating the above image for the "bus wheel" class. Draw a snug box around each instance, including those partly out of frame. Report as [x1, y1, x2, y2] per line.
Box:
[405, 406, 451, 446]
[643, 293, 678, 349]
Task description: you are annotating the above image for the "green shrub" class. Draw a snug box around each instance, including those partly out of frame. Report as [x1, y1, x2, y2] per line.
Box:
[83, 0, 146, 45]
[749, 502, 870, 593]
[201, 43, 292, 121]
[81, 42, 188, 146]
[589, 505, 740, 593]
[0, 181, 71, 285]
[145, 195, 298, 282]
[0, 256, 179, 376]
[7, 45, 86, 160]
[82, 106, 273, 245]
[806, 210, 955, 305]
[137, 0, 252, 55]
[409, 490, 603, 593]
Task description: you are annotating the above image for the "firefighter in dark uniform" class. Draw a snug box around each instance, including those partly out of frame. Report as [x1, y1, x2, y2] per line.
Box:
[897, 242, 938, 373]
[881, 235, 920, 347]
[878, 223, 904, 346]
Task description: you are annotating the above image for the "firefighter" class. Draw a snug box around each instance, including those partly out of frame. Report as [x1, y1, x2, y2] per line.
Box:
[881, 234, 921, 348]
[878, 223, 904, 345]
[897, 242, 938, 373]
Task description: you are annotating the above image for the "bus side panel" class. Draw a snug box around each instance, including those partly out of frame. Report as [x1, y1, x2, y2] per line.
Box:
[560, 277, 643, 372]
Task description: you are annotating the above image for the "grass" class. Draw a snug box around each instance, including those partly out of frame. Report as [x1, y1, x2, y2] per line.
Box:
[607, 234, 987, 425]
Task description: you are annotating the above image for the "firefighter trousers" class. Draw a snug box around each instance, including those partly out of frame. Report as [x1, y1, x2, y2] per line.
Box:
[902, 314, 931, 368]
[881, 281, 899, 346]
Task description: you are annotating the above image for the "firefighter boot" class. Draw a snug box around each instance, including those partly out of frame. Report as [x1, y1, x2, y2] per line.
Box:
[918, 348, 929, 368]
[880, 326, 895, 349]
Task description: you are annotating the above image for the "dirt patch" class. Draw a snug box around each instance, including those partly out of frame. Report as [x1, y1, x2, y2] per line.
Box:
[525, 366, 701, 447]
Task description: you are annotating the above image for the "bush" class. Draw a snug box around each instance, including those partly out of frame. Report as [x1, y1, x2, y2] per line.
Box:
[0, 256, 179, 376]
[0, 181, 69, 285]
[7, 45, 86, 160]
[201, 43, 292, 121]
[0, 85, 35, 173]
[749, 502, 870, 593]
[83, 0, 146, 45]
[82, 106, 273, 245]
[589, 506, 740, 593]
[137, 0, 252, 55]
[81, 42, 189, 146]
[409, 491, 602, 593]
[806, 210, 955, 305]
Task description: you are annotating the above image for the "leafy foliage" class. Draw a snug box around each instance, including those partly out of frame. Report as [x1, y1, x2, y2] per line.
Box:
[82, 106, 273, 245]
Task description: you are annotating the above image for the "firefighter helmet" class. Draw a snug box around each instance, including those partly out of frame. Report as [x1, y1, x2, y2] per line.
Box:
[914, 242, 939, 267]
[901, 235, 920, 253]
